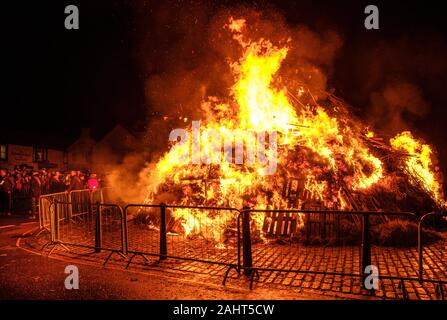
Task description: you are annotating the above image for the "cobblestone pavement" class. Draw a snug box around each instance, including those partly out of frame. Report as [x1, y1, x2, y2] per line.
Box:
[25, 220, 447, 300]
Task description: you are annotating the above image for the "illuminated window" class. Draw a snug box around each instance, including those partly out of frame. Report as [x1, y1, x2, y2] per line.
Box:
[0, 144, 7, 161]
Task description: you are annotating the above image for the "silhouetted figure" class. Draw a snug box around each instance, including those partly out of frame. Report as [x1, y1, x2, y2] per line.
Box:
[68, 171, 83, 192]
[0, 169, 12, 215]
[30, 171, 42, 219]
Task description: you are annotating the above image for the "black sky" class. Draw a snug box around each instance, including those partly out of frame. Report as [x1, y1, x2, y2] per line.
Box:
[5, 0, 447, 157]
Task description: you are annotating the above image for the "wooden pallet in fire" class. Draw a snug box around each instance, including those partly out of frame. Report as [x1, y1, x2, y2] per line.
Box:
[260, 177, 307, 237]
[302, 201, 340, 241]
[262, 210, 300, 237]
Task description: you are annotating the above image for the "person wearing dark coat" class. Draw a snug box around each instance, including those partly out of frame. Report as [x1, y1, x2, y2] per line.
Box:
[68, 171, 83, 192]
[30, 171, 42, 219]
[0, 169, 12, 215]
[49, 171, 66, 193]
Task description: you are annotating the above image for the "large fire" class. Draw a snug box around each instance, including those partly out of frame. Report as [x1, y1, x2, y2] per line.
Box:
[143, 18, 446, 243]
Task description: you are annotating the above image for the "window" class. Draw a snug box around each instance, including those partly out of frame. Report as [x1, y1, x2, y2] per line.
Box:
[33, 147, 48, 163]
[0, 144, 7, 161]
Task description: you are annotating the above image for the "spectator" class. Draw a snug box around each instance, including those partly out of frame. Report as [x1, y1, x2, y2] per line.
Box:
[41, 169, 50, 195]
[68, 170, 83, 192]
[0, 168, 12, 215]
[87, 173, 99, 191]
[49, 171, 65, 193]
[0, 167, 102, 216]
[30, 171, 41, 219]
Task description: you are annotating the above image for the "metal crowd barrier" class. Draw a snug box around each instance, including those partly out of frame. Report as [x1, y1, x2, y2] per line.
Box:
[97, 203, 127, 265]
[418, 212, 447, 299]
[38, 189, 106, 229]
[239, 208, 446, 298]
[124, 203, 241, 281]
[36, 194, 446, 298]
[44, 200, 127, 266]
[69, 189, 91, 219]
[38, 192, 68, 233]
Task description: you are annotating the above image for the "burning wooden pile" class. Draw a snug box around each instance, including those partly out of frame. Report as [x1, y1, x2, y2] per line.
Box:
[138, 17, 446, 244]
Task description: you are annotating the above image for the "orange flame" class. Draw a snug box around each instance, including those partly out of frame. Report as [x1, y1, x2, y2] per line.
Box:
[145, 17, 445, 242]
[391, 131, 446, 207]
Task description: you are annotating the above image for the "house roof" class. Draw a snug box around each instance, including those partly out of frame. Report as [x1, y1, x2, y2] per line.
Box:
[67, 124, 143, 150]
[95, 125, 143, 148]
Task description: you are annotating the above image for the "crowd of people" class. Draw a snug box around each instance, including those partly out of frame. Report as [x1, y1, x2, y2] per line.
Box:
[0, 166, 101, 218]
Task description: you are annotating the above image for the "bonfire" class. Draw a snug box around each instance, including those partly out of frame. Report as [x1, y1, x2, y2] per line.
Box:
[139, 17, 446, 244]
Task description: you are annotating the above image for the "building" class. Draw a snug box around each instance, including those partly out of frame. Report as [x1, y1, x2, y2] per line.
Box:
[0, 125, 144, 173]
[67, 125, 145, 174]
[0, 142, 66, 170]
[66, 128, 96, 171]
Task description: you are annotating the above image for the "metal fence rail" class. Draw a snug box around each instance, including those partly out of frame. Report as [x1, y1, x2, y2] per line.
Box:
[239, 208, 446, 296]
[38, 192, 68, 232]
[53, 200, 96, 252]
[36, 195, 447, 298]
[419, 212, 447, 295]
[69, 189, 91, 219]
[124, 204, 241, 280]
[97, 203, 127, 265]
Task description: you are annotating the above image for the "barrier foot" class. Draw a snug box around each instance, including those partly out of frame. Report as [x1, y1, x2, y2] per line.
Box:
[35, 228, 50, 238]
[47, 243, 69, 257]
[222, 265, 239, 286]
[125, 253, 148, 269]
[249, 269, 260, 290]
[103, 251, 114, 266]
[398, 279, 408, 300]
[126, 254, 137, 269]
[47, 245, 57, 257]
[103, 251, 128, 267]
[118, 252, 127, 259]
[40, 241, 53, 252]
[435, 281, 445, 300]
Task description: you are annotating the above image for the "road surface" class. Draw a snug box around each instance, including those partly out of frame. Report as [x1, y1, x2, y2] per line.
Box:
[0, 215, 330, 300]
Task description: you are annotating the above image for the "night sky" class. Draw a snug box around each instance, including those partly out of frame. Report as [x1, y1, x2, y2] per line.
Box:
[5, 0, 447, 164]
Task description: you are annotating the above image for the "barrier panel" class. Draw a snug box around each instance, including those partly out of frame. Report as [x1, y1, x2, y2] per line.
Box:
[124, 203, 241, 278]
[418, 212, 447, 299]
[99, 203, 127, 265]
[38, 192, 68, 231]
[69, 189, 91, 219]
[54, 200, 96, 250]
[240, 209, 446, 293]
[36, 193, 446, 298]
[41, 198, 127, 266]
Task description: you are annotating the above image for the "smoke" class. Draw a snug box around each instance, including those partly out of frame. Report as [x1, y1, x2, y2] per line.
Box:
[131, 0, 343, 153]
[367, 81, 430, 134]
[337, 33, 447, 136]
[115, 1, 447, 201]
[103, 1, 344, 203]
[104, 152, 153, 204]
